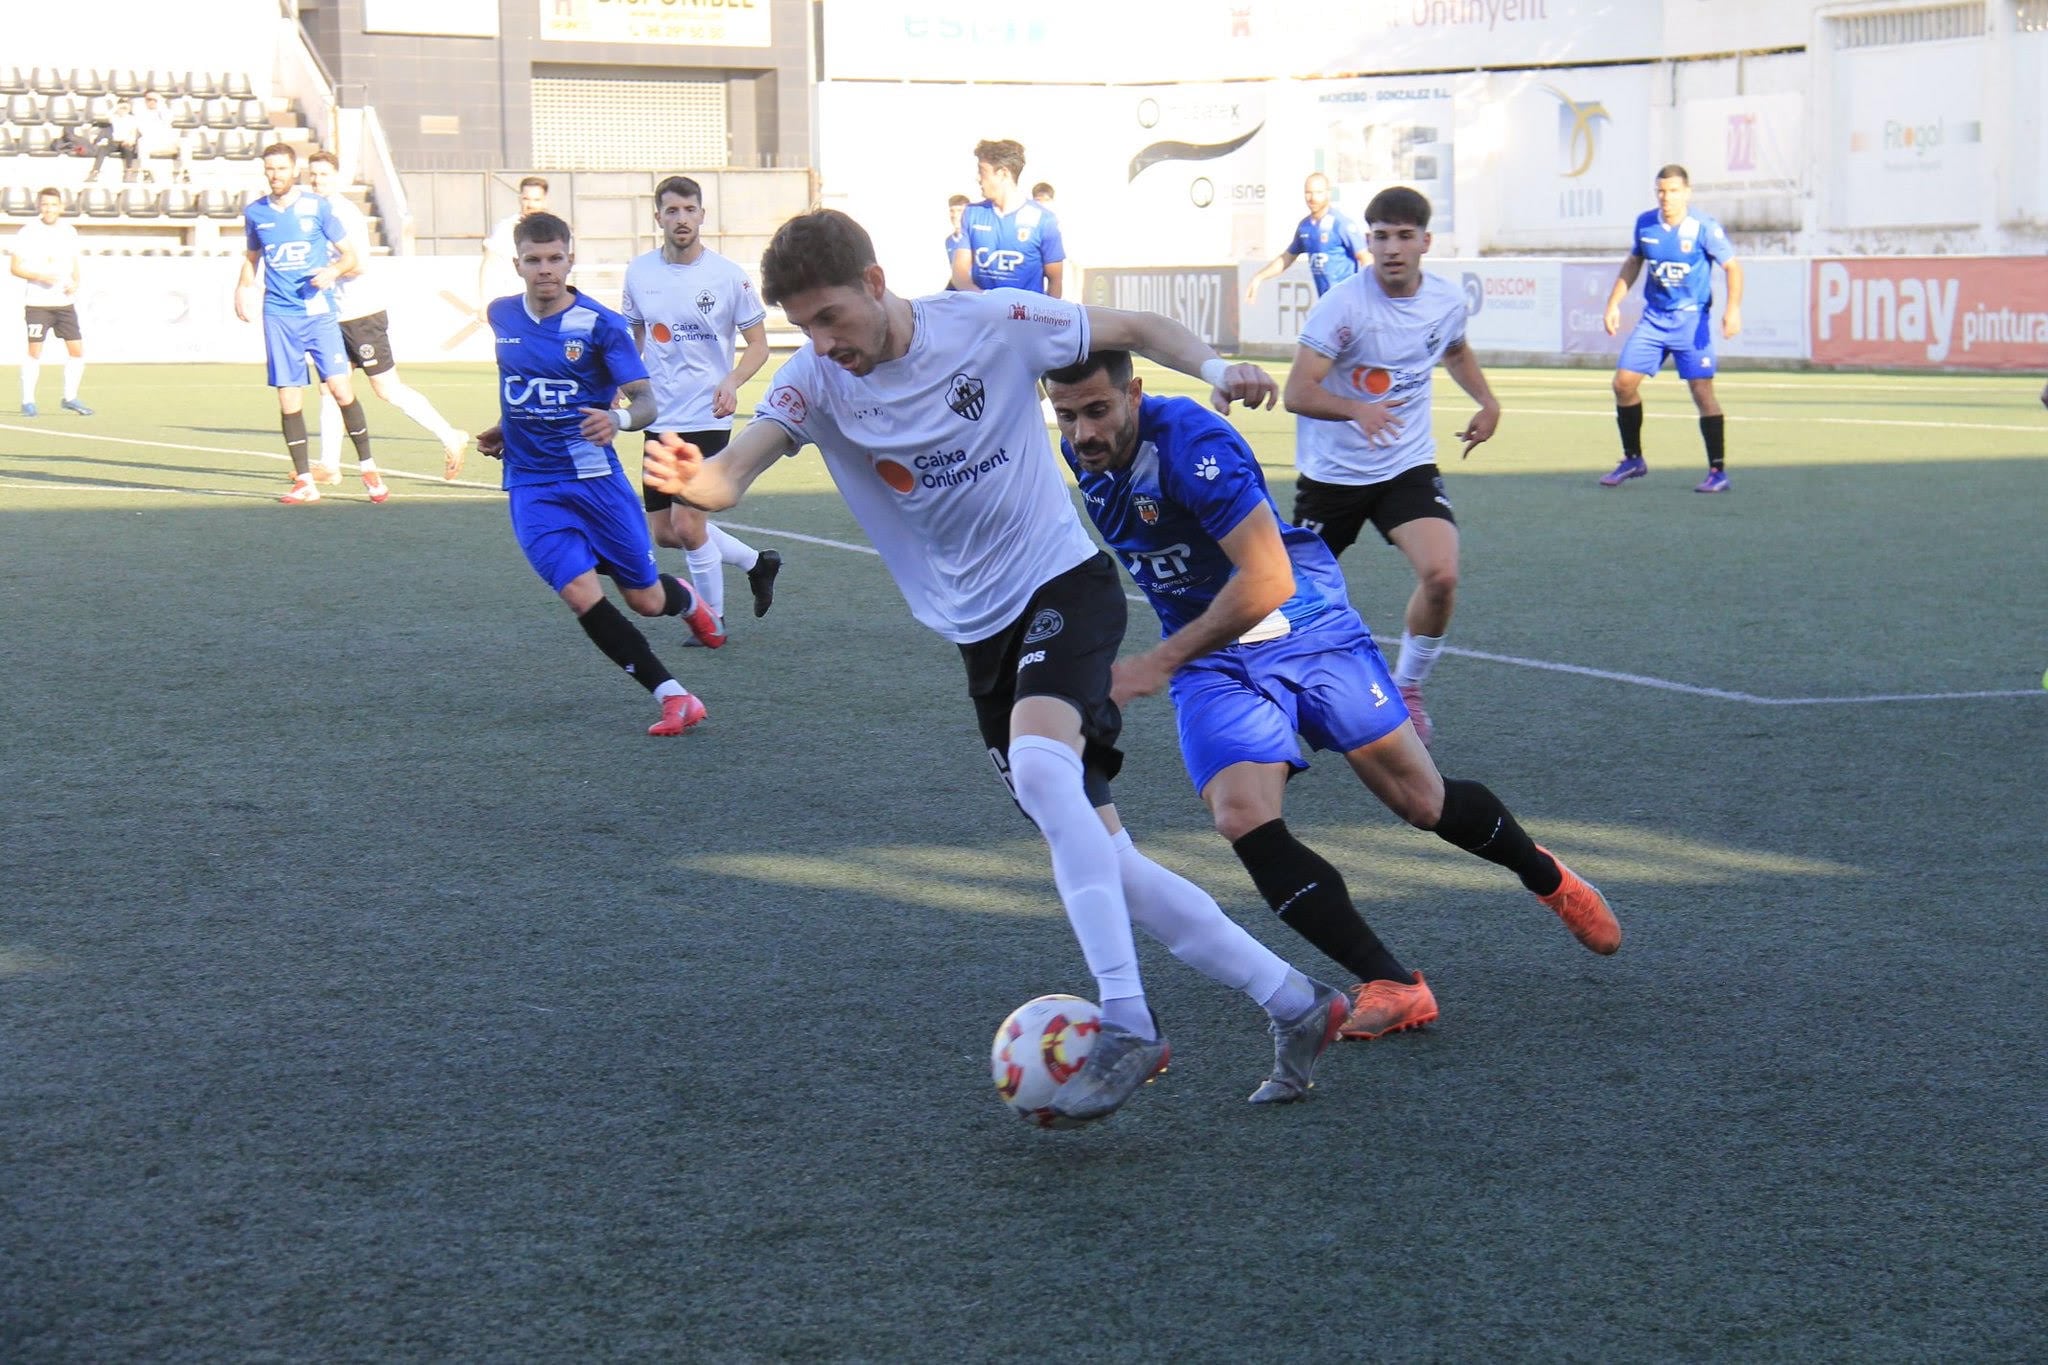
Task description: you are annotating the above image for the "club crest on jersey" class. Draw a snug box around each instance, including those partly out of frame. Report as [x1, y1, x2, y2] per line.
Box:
[695, 289, 715, 314]
[1133, 494, 1162, 525]
[1010, 303, 1029, 320]
[1426, 325, 1442, 352]
[1023, 608, 1064, 644]
[946, 373, 986, 422]
[1335, 325, 1354, 348]
[563, 339, 584, 362]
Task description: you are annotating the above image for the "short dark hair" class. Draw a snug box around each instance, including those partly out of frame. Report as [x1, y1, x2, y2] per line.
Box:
[513, 211, 573, 249]
[973, 139, 1026, 180]
[1363, 186, 1432, 229]
[518, 175, 549, 193]
[1031, 182, 1054, 199]
[947, 193, 969, 208]
[36, 186, 62, 202]
[654, 175, 703, 207]
[305, 149, 339, 171]
[1043, 350, 1133, 390]
[760, 209, 875, 306]
[1656, 163, 1690, 184]
[260, 142, 298, 163]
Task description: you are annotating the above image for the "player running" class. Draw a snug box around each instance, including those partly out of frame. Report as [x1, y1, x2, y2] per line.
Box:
[645, 209, 1348, 1118]
[303, 151, 470, 484]
[1244, 173, 1367, 304]
[234, 143, 386, 505]
[474, 212, 723, 736]
[12, 188, 92, 417]
[1600, 164, 1744, 493]
[951, 139, 1065, 296]
[621, 176, 781, 641]
[1280, 186, 1500, 745]
[1045, 350, 1621, 1040]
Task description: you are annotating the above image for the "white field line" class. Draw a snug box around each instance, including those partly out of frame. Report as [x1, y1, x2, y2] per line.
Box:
[1490, 407, 2048, 435]
[0, 420, 505, 491]
[4, 425, 2040, 707]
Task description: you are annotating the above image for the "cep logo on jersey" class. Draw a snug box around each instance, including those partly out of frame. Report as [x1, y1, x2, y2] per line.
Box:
[976, 248, 1027, 274]
[768, 384, 807, 424]
[264, 240, 314, 269]
[503, 376, 580, 406]
[1652, 261, 1693, 288]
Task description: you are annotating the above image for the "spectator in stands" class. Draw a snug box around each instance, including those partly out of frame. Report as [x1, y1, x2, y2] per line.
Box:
[1032, 182, 1056, 206]
[135, 90, 192, 184]
[481, 175, 550, 301]
[89, 98, 142, 184]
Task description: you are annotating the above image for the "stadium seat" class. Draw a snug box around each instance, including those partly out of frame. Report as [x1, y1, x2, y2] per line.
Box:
[220, 129, 260, 160]
[161, 185, 200, 218]
[1, 186, 36, 216]
[237, 99, 270, 131]
[57, 189, 81, 217]
[199, 187, 243, 218]
[0, 68, 28, 97]
[118, 184, 159, 218]
[0, 129, 19, 157]
[80, 186, 119, 218]
[22, 126, 58, 158]
[6, 93, 45, 125]
[202, 98, 237, 130]
[47, 95, 87, 129]
[190, 128, 220, 161]
[143, 71, 185, 98]
[30, 68, 69, 96]
[108, 70, 144, 98]
[169, 97, 202, 131]
[70, 70, 107, 98]
[185, 72, 222, 102]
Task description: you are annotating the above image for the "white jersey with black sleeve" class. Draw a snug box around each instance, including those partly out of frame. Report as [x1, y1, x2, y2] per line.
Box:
[752, 289, 1096, 644]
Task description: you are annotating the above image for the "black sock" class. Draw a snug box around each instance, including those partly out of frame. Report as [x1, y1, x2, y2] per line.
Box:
[280, 410, 309, 475]
[658, 573, 692, 617]
[1616, 403, 1644, 458]
[1699, 413, 1725, 470]
[1231, 819, 1412, 984]
[576, 599, 673, 693]
[338, 399, 373, 461]
[1432, 778, 1561, 896]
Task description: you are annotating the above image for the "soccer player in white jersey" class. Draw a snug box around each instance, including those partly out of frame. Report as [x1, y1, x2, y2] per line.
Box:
[1281, 186, 1501, 746]
[644, 209, 1350, 1119]
[304, 152, 471, 483]
[11, 188, 92, 417]
[621, 176, 780, 639]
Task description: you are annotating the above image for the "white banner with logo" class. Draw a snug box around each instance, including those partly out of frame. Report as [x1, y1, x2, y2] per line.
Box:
[1294, 77, 1462, 234]
[1681, 93, 1804, 197]
[539, 0, 771, 48]
[1714, 256, 1807, 360]
[1448, 260, 1565, 352]
[1486, 65, 1657, 248]
[1831, 40, 1986, 229]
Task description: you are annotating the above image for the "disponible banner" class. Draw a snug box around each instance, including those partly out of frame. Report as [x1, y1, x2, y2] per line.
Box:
[540, 0, 772, 48]
[1811, 258, 2048, 370]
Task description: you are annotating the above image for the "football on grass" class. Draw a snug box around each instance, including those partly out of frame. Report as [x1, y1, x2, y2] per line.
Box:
[990, 994, 1101, 1127]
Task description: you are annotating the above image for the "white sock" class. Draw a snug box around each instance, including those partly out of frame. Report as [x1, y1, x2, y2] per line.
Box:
[1395, 631, 1445, 687]
[653, 679, 685, 701]
[1111, 829, 1291, 1011]
[21, 359, 39, 405]
[61, 355, 83, 401]
[706, 521, 759, 571]
[385, 380, 461, 448]
[1260, 969, 1316, 1020]
[1008, 735, 1146, 1027]
[685, 543, 725, 622]
[317, 389, 344, 469]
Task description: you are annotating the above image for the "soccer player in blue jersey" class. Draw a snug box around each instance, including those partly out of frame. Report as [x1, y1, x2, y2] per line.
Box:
[942, 194, 969, 291]
[472, 212, 723, 736]
[1244, 173, 1367, 304]
[1045, 349, 1623, 1039]
[233, 143, 384, 505]
[952, 139, 1065, 296]
[1600, 164, 1744, 493]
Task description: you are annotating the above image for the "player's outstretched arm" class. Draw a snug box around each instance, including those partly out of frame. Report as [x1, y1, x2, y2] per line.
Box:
[643, 419, 797, 512]
[1441, 339, 1501, 458]
[1113, 502, 1296, 704]
[1243, 251, 1297, 303]
[1086, 305, 1278, 414]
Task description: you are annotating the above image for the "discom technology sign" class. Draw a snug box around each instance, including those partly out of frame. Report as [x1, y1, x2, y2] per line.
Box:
[1084, 268, 1239, 351]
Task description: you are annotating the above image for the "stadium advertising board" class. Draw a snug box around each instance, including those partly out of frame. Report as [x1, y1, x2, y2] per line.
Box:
[1681, 94, 1804, 198]
[1083, 268, 1239, 352]
[1810, 258, 2048, 371]
[1451, 260, 1564, 352]
[1717, 257, 1807, 361]
[540, 0, 771, 47]
[1488, 65, 1656, 247]
[1831, 40, 1985, 228]
[1236, 259, 1319, 351]
[1304, 78, 1458, 234]
[1559, 260, 1640, 357]
[363, 0, 498, 37]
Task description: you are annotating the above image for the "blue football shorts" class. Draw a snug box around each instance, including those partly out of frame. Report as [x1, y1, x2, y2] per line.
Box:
[1617, 308, 1717, 381]
[508, 472, 661, 593]
[1168, 607, 1410, 795]
[263, 310, 349, 388]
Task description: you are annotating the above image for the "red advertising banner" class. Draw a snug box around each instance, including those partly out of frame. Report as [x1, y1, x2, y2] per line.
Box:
[1810, 258, 2048, 371]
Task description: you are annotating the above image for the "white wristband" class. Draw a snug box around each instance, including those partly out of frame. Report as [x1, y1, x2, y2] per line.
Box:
[612, 402, 640, 432]
[1199, 357, 1230, 389]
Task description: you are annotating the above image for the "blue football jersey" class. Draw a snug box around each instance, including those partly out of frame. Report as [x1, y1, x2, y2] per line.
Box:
[1063, 395, 1350, 638]
[243, 190, 346, 316]
[1632, 209, 1735, 314]
[489, 289, 649, 488]
[1289, 211, 1365, 294]
[961, 199, 1065, 293]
